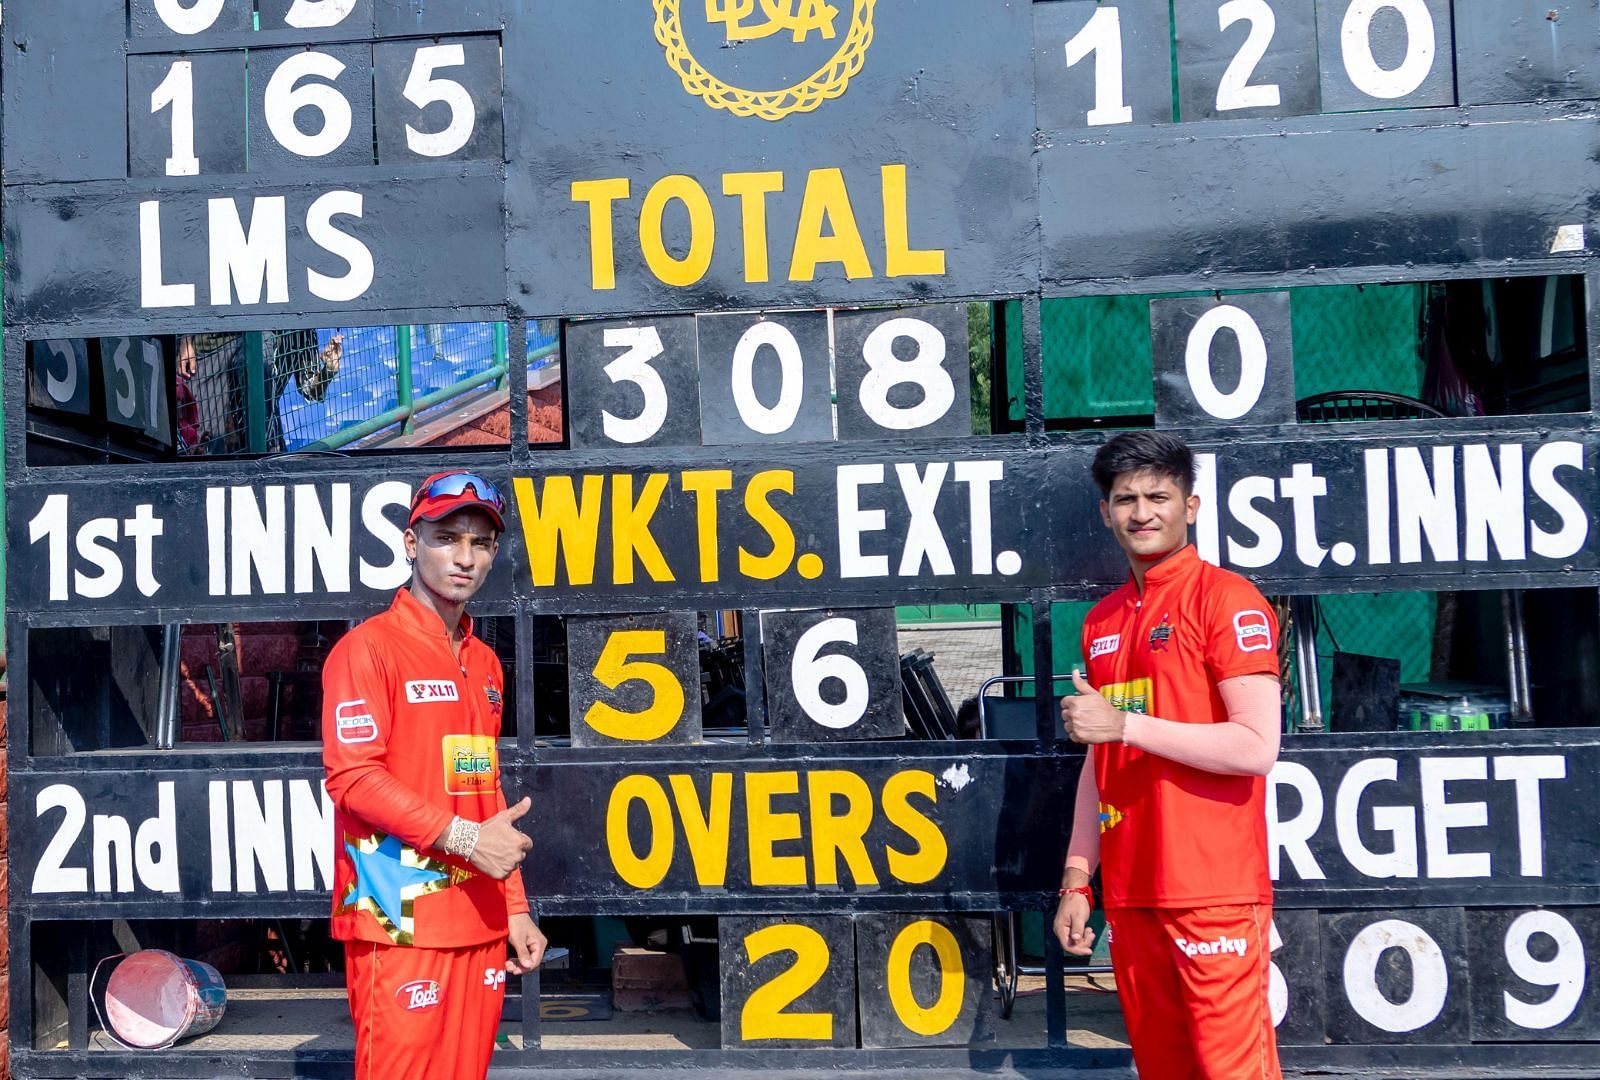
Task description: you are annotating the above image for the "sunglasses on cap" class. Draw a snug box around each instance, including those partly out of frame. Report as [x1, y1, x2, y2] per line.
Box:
[411, 472, 506, 515]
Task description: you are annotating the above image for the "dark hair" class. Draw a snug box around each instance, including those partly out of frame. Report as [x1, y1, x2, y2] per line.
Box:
[1091, 431, 1196, 498]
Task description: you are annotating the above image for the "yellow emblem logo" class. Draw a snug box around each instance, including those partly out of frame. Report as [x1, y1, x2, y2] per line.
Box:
[653, 0, 877, 121]
[1098, 802, 1125, 834]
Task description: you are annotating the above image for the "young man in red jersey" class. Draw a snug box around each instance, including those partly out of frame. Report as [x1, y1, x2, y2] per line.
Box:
[323, 471, 547, 1080]
[1056, 432, 1283, 1079]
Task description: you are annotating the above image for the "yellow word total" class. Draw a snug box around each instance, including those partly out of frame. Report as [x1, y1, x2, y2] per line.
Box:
[571, 165, 946, 290]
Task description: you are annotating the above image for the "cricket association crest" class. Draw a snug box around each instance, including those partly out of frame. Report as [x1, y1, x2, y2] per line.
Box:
[653, 0, 877, 121]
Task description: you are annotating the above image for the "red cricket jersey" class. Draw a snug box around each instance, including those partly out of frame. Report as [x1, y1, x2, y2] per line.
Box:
[323, 588, 529, 948]
[1082, 545, 1279, 909]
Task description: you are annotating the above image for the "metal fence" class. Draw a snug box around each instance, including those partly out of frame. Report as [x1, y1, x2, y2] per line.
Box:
[1001, 286, 1439, 720]
[179, 322, 534, 454]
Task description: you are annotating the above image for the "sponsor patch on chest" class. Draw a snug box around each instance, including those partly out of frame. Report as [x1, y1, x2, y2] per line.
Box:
[335, 700, 377, 744]
[1089, 634, 1120, 660]
[406, 680, 460, 703]
[442, 734, 497, 795]
[396, 979, 442, 1011]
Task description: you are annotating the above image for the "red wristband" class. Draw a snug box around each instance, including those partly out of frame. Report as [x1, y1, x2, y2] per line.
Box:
[1058, 884, 1094, 912]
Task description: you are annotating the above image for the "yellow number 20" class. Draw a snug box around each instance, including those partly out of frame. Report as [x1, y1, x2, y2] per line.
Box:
[584, 629, 685, 741]
[740, 924, 833, 1042]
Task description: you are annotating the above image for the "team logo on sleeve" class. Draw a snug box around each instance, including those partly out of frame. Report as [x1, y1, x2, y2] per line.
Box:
[335, 700, 377, 744]
[1089, 634, 1120, 659]
[406, 680, 460, 703]
[1233, 610, 1273, 652]
[396, 979, 442, 1012]
[442, 734, 497, 795]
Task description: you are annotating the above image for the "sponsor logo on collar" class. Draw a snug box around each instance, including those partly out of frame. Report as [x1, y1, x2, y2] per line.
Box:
[406, 680, 460, 703]
[1090, 634, 1120, 660]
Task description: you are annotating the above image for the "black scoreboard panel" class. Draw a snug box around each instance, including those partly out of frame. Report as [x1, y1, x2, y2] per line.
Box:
[7, 420, 1596, 622]
[7, 0, 1600, 1075]
[504, 1, 1037, 318]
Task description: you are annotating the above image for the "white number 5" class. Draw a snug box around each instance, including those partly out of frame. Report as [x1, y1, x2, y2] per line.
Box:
[404, 44, 476, 158]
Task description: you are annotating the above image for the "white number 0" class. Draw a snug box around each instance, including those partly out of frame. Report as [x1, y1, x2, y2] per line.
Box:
[1341, 0, 1436, 100]
[1185, 305, 1269, 420]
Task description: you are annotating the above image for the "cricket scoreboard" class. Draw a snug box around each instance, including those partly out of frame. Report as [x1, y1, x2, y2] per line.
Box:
[5, 1, 1600, 1075]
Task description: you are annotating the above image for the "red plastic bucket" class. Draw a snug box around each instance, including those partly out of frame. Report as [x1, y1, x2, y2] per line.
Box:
[94, 950, 228, 1049]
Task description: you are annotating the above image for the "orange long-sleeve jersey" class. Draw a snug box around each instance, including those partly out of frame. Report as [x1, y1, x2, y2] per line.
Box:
[322, 588, 529, 948]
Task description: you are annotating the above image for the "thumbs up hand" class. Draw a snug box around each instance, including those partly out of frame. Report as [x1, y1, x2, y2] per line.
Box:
[1059, 670, 1128, 745]
[469, 797, 535, 880]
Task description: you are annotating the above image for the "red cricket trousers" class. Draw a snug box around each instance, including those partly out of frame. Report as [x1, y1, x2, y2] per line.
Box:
[1106, 905, 1281, 1080]
[346, 939, 507, 1080]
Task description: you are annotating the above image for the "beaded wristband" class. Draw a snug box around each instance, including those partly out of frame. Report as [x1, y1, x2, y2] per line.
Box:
[1058, 884, 1094, 912]
[445, 816, 481, 859]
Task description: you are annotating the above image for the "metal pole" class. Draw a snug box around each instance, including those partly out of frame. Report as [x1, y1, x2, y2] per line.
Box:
[243, 332, 268, 454]
[1292, 596, 1325, 733]
[493, 321, 510, 391]
[156, 622, 182, 749]
[1503, 590, 1533, 724]
[398, 326, 416, 434]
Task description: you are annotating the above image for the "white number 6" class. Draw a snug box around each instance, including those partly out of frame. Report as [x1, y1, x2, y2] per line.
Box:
[792, 618, 869, 730]
[264, 51, 353, 158]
